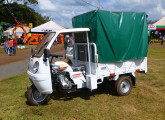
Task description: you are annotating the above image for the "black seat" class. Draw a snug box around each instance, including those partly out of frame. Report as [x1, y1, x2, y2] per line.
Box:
[71, 65, 86, 72]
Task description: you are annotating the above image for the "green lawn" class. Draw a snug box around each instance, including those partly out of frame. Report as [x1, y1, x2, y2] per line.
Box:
[0, 47, 165, 120]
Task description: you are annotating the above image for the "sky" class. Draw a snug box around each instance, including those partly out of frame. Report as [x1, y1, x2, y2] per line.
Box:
[30, 0, 165, 28]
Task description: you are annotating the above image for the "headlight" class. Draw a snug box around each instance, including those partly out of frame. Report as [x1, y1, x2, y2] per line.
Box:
[32, 61, 39, 73]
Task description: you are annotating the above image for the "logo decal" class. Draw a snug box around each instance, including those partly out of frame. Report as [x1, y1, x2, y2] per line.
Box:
[72, 73, 82, 78]
[56, 65, 68, 70]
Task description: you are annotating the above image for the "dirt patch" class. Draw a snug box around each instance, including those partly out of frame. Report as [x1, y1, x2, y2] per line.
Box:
[0, 49, 31, 66]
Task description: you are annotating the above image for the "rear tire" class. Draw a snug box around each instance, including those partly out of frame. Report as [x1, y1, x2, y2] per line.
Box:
[115, 76, 132, 96]
[25, 85, 50, 106]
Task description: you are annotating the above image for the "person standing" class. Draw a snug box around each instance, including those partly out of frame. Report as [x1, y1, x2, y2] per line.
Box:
[4, 38, 6, 53]
[161, 35, 165, 45]
[38, 36, 41, 42]
[70, 37, 74, 47]
[64, 35, 69, 58]
[55, 38, 57, 46]
[4, 38, 9, 54]
[13, 38, 17, 56]
[9, 38, 13, 56]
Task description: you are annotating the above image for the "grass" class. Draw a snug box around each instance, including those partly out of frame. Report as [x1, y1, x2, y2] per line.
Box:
[149, 42, 165, 46]
[0, 47, 165, 120]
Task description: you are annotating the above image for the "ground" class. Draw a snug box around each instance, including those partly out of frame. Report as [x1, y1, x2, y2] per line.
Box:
[0, 43, 165, 120]
[0, 44, 64, 66]
[0, 46, 31, 66]
[0, 44, 65, 80]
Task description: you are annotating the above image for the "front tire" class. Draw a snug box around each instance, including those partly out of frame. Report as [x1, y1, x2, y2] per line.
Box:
[26, 85, 50, 106]
[115, 76, 132, 96]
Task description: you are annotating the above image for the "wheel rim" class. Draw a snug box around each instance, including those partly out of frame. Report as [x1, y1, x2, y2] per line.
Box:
[32, 89, 47, 103]
[120, 80, 130, 94]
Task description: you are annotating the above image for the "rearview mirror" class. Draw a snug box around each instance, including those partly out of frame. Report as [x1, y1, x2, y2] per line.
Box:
[43, 49, 49, 62]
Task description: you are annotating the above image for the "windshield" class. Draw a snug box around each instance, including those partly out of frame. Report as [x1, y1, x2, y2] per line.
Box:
[32, 33, 55, 57]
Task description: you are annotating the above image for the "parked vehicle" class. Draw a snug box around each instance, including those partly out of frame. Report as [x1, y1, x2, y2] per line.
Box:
[57, 34, 64, 44]
[28, 33, 44, 45]
[25, 11, 148, 106]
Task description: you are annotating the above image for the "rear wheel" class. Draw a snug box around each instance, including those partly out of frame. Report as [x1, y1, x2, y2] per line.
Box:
[115, 76, 132, 96]
[26, 85, 50, 106]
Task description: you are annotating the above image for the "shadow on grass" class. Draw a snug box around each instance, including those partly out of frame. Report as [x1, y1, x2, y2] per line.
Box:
[51, 81, 117, 101]
[25, 101, 50, 106]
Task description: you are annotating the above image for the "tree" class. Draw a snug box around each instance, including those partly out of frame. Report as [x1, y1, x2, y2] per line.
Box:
[0, 2, 51, 27]
[0, 0, 38, 5]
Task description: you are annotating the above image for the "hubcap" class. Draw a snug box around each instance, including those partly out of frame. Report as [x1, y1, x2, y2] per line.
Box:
[120, 80, 130, 94]
[32, 89, 47, 103]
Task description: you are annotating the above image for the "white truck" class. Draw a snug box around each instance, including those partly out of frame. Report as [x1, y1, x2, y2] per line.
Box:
[25, 11, 148, 106]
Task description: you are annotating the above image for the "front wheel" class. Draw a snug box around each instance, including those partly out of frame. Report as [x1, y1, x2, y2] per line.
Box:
[25, 85, 50, 106]
[115, 76, 132, 96]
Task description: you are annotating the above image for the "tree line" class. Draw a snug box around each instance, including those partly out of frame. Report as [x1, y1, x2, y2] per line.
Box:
[0, 0, 51, 28]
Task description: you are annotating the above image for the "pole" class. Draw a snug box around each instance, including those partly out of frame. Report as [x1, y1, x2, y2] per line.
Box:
[86, 32, 91, 75]
[99, 0, 100, 10]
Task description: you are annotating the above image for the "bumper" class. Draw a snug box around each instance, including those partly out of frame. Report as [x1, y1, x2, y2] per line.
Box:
[28, 71, 53, 94]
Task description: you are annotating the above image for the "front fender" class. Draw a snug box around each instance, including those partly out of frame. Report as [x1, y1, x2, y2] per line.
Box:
[28, 71, 53, 94]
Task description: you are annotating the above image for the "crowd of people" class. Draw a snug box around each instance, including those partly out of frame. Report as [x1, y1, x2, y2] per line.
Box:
[3, 34, 73, 57]
[4, 36, 17, 56]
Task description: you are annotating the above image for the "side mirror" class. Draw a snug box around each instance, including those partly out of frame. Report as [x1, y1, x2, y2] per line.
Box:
[31, 48, 33, 55]
[43, 49, 49, 62]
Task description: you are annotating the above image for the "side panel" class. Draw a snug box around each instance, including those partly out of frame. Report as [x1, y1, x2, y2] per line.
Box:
[70, 72, 86, 88]
[86, 74, 97, 90]
[97, 57, 147, 80]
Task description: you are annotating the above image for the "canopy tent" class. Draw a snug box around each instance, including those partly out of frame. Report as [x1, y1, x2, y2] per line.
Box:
[4, 26, 30, 37]
[31, 21, 65, 32]
[148, 17, 165, 30]
[154, 17, 165, 26]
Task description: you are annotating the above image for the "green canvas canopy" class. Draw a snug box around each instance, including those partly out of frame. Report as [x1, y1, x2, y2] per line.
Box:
[72, 10, 148, 63]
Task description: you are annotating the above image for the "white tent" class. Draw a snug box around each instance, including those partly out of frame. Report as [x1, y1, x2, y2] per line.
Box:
[153, 17, 165, 25]
[31, 21, 65, 32]
[4, 26, 30, 37]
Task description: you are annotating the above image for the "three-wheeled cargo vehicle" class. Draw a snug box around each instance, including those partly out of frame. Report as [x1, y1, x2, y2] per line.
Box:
[26, 10, 148, 106]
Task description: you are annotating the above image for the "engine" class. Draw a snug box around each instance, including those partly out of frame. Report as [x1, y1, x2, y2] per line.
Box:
[51, 61, 86, 93]
[58, 74, 72, 89]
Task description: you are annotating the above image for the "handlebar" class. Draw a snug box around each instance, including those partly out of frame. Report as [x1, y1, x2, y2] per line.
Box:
[49, 54, 63, 58]
[49, 54, 63, 63]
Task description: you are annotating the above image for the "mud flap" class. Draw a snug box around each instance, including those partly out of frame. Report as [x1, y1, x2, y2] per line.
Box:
[86, 74, 97, 91]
